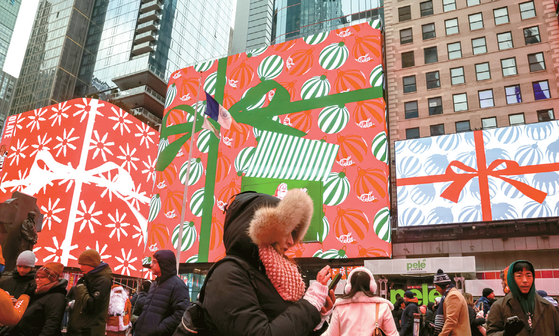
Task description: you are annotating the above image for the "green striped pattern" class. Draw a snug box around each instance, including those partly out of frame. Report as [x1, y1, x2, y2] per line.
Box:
[148, 194, 161, 222]
[204, 72, 217, 96]
[246, 46, 267, 58]
[186, 255, 198, 263]
[319, 42, 349, 70]
[190, 188, 206, 217]
[234, 147, 256, 175]
[197, 130, 212, 153]
[194, 60, 214, 72]
[245, 131, 339, 182]
[312, 249, 323, 258]
[374, 207, 390, 243]
[192, 101, 206, 116]
[321, 248, 347, 259]
[318, 105, 349, 134]
[369, 19, 382, 30]
[172, 221, 197, 252]
[165, 84, 177, 109]
[180, 158, 204, 186]
[257, 55, 284, 80]
[372, 131, 388, 164]
[304, 32, 329, 45]
[369, 64, 384, 87]
[242, 88, 266, 110]
[317, 215, 330, 243]
[253, 117, 280, 139]
[323, 172, 350, 206]
[157, 138, 169, 159]
[301, 75, 331, 100]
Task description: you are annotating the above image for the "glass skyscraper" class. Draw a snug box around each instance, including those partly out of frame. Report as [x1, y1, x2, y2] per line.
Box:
[0, 0, 22, 128]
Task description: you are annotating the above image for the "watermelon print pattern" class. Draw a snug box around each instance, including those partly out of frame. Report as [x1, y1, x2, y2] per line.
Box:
[301, 75, 331, 100]
[319, 42, 349, 70]
[323, 172, 350, 206]
[257, 55, 284, 80]
[179, 158, 204, 186]
[372, 131, 388, 164]
[172, 221, 197, 252]
[148, 194, 161, 222]
[369, 65, 383, 87]
[318, 105, 350, 134]
[194, 60, 214, 72]
[304, 31, 329, 45]
[165, 84, 177, 109]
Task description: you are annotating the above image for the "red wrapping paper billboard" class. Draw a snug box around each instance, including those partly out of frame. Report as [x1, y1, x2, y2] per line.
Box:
[149, 21, 392, 263]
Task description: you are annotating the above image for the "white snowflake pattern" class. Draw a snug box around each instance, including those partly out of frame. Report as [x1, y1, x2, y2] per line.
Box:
[50, 101, 70, 126]
[40, 198, 65, 230]
[114, 248, 138, 276]
[74, 98, 104, 122]
[99, 170, 119, 201]
[53, 128, 79, 157]
[10, 168, 29, 192]
[57, 162, 76, 192]
[86, 241, 112, 260]
[8, 138, 29, 165]
[117, 143, 140, 171]
[11, 114, 25, 137]
[125, 183, 146, 211]
[26, 107, 47, 132]
[108, 106, 133, 135]
[30, 133, 52, 157]
[43, 236, 78, 262]
[141, 155, 156, 183]
[89, 131, 115, 161]
[134, 123, 156, 149]
[75, 200, 103, 233]
[132, 225, 143, 246]
[106, 209, 130, 241]
[143, 268, 154, 280]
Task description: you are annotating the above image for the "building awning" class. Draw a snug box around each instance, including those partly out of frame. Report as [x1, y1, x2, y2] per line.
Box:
[365, 256, 476, 275]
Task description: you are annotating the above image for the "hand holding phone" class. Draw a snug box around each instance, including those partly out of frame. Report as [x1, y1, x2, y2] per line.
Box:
[328, 273, 342, 291]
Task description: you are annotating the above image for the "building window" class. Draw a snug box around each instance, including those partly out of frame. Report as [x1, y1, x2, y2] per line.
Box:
[453, 93, 468, 112]
[402, 51, 415, 68]
[447, 42, 462, 59]
[467, 0, 480, 5]
[505, 85, 522, 104]
[475, 62, 491, 81]
[406, 127, 420, 139]
[533, 80, 551, 100]
[405, 101, 419, 119]
[497, 32, 513, 50]
[430, 124, 445, 136]
[482, 117, 497, 129]
[445, 18, 459, 35]
[479, 89, 494, 108]
[420, 1, 434, 16]
[399, 6, 411, 22]
[537, 109, 554, 122]
[450, 67, 465, 85]
[424, 47, 438, 64]
[456, 120, 471, 132]
[400, 28, 413, 44]
[428, 97, 443, 115]
[509, 113, 525, 126]
[403, 75, 417, 93]
[469, 13, 483, 30]
[524, 26, 540, 45]
[426, 71, 440, 89]
[494, 7, 509, 25]
[528, 52, 546, 72]
[443, 0, 456, 12]
[519, 1, 536, 19]
[422, 23, 436, 40]
[501, 57, 517, 76]
[472, 37, 487, 54]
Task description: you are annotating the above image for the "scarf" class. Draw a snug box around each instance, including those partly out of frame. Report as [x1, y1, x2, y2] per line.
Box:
[507, 260, 536, 326]
[35, 281, 57, 295]
[433, 283, 455, 336]
[259, 245, 305, 302]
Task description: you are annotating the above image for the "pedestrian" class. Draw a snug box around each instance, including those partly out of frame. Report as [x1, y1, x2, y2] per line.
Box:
[393, 297, 405, 332]
[487, 260, 559, 336]
[536, 290, 558, 308]
[106, 284, 132, 336]
[400, 290, 420, 336]
[131, 281, 150, 316]
[322, 267, 398, 336]
[67, 249, 113, 336]
[463, 292, 486, 336]
[133, 250, 190, 336]
[476, 288, 495, 317]
[7, 262, 67, 336]
[195, 190, 335, 336]
[432, 269, 471, 336]
[0, 250, 37, 300]
[500, 267, 510, 295]
[423, 302, 436, 336]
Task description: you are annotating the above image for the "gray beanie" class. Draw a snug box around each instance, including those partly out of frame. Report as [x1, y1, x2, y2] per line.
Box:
[16, 250, 36, 267]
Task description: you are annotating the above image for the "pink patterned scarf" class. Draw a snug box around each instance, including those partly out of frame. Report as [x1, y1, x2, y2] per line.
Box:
[259, 246, 306, 302]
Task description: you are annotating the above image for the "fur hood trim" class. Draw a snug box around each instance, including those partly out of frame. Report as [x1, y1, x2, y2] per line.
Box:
[335, 292, 394, 310]
[248, 189, 313, 246]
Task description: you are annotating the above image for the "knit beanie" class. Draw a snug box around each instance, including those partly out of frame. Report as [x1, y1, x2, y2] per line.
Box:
[78, 249, 101, 268]
[537, 290, 548, 297]
[433, 269, 452, 285]
[36, 262, 64, 282]
[16, 250, 36, 267]
[405, 290, 416, 299]
[483, 288, 494, 297]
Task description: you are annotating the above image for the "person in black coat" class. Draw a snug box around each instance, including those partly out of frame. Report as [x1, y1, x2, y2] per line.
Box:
[8, 262, 67, 336]
[393, 297, 405, 332]
[134, 250, 190, 336]
[400, 291, 420, 336]
[0, 251, 37, 299]
[132, 281, 151, 316]
[200, 190, 335, 336]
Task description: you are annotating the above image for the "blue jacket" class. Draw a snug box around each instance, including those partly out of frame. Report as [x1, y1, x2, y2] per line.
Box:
[400, 301, 419, 336]
[134, 250, 190, 336]
[475, 296, 491, 316]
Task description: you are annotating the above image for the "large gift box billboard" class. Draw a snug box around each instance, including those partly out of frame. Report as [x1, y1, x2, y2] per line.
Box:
[0, 99, 159, 277]
[396, 121, 559, 227]
[150, 21, 391, 263]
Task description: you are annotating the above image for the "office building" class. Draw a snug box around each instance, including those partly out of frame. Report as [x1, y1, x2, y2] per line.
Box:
[0, 0, 22, 128]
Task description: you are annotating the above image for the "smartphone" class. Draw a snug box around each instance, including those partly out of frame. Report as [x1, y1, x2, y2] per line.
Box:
[328, 273, 342, 291]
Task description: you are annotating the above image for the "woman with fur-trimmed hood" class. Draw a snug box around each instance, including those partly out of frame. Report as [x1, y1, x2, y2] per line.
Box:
[202, 190, 335, 336]
[106, 284, 132, 336]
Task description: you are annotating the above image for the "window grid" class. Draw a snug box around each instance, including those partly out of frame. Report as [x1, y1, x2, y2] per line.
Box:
[472, 37, 487, 54]
[524, 26, 540, 45]
[537, 109, 554, 122]
[528, 52, 545, 72]
[448, 42, 462, 59]
[482, 117, 497, 129]
[428, 97, 443, 115]
[406, 128, 420, 139]
[399, 6, 411, 22]
[445, 18, 459, 35]
[424, 46, 438, 64]
[422, 23, 436, 40]
[443, 0, 456, 12]
[494, 7, 509, 25]
[402, 51, 415, 68]
[509, 113, 525, 126]
[420, 1, 434, 17]
[405, 101, 419, 119]
[501, 57, 517, 76]
[520, 1, 536, 20]
[430, 124, 445, 136]
[533, 80, 551, 100]
[403, 75, 416, 93]
[426, 71, 440, 89]
[478, 89, 494, 108]
[469, 13, 483, 30]
[475, 62, 491, 81]
[505, 85, 522, 104]
[453, 93, 468, 112]
[497, 32, 513, 50]
[400, 28, 413, 44]
[450, 67, 465, 85]
[467, 0, 480, 5]
[456, 120, 471, 133]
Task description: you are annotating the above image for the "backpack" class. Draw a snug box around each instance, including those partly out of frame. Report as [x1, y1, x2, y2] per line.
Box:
[173, 255, 255, 336]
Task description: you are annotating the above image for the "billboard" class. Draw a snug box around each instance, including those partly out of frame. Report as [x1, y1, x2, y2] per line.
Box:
[149, 21, 391, 263]
[0, 99, 159, 277]
[395, 121, 559, 227]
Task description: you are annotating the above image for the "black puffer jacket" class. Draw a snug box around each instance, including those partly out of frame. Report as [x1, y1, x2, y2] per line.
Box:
[134, 250, 190, 336]
[203, 192, 325, 336]
[10, 279, 68, 336]
[0, 269, 37, 298]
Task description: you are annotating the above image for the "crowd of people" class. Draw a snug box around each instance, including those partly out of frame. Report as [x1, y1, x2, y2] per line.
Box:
[0, 189, 557, 336]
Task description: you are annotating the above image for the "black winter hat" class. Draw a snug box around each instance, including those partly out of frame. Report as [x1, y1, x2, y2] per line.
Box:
[404, 290, 416, 299]
[433, 269, 452, 285]
[482, 288, 494, 297]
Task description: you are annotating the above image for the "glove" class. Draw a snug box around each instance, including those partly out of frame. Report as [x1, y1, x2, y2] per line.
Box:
[504, 318, 525, 336]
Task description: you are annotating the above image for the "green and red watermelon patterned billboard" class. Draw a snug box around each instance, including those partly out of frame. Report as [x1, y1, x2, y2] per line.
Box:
[149, 21, 391, 263]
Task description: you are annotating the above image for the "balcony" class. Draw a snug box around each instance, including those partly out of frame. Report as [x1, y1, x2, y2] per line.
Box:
[138, 10, 161, 24]
[112, 63, 168, 97]
[136, 20, 159, 34]
[130, 107, 161, 130]
[111, 86, 165, 118]
[132, 42, 155, 56]
[140, 0, 162, 13]
[134, 31, 157, 44]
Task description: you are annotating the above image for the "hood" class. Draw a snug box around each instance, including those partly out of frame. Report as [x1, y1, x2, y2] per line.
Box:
[89, 261, 110, 274]
[85, 262, 112, 280]
[153, 249, 177, 277]
[12, 268, 36, 281]
[335, 292, 394, 310]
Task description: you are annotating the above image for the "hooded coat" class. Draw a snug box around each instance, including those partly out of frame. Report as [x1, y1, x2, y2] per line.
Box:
[202, 191, 326, 336]
[0, 269, 37, 298]
[400, 300, 420, 336]
[134, 250, 190, 336]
